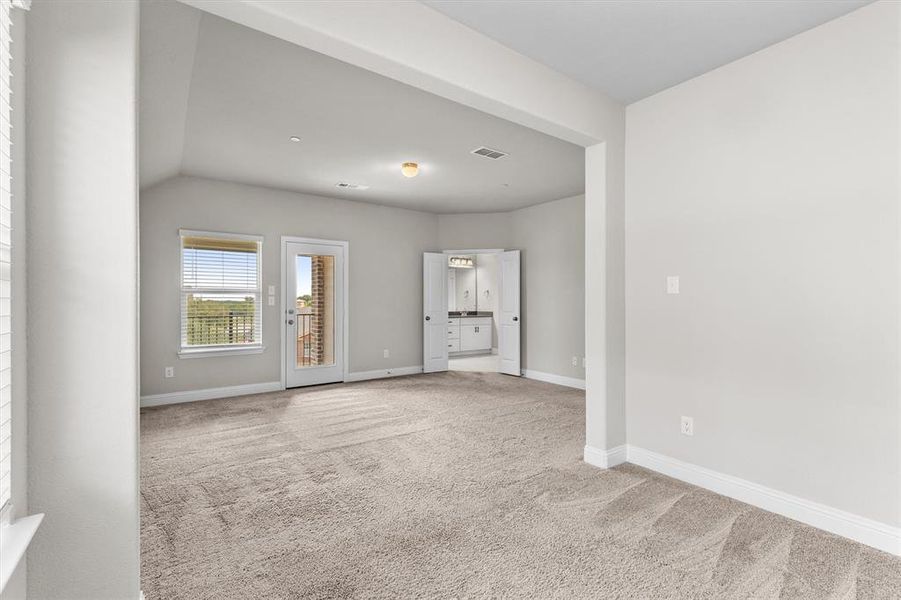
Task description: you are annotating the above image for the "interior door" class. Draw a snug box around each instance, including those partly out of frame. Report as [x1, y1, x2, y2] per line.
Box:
[423, 252, 448, 373]
[498, 250, 521, 376]
[285, 240, 345, 387]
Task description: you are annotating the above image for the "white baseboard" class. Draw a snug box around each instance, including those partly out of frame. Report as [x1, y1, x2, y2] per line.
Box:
[345, 365, 422, 382]
[491, 347, 498, 355]
[584, 445, 900, 557]
[583, 444, 627, 469]
[522, 369, 586, 390]
[140, 381, 283, 407]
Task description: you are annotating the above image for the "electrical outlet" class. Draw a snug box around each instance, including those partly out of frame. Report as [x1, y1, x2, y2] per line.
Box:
[267, 296, 275, 306]
[164, 366, 174, 379]
[571, 355, 578, 366]
[383, 348, 390, 358]
[681, 416, 694, 436]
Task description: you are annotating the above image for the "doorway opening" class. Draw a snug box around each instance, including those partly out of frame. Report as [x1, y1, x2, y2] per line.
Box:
[423, 249, 520, 375]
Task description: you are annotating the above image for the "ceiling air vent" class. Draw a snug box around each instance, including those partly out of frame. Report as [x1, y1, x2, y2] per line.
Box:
[471, 146, 508, 160]
[335, 182, 369, 190]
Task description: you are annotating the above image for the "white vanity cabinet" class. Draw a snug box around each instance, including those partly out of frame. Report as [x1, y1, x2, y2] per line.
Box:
[447, 317, 461, 353]
[447, 316, 492, 354]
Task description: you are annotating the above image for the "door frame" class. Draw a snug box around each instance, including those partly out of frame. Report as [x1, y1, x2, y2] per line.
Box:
[435, 248, 515, 373]
[280, 236, 350, 389]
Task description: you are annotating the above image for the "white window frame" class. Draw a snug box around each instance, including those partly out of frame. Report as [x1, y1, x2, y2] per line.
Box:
[178, 229, 264, 358]
[1, 4, 43, 597]
[0, 0, 15, 519]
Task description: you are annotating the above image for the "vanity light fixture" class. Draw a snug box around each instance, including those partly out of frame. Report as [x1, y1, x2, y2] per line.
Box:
[401, 162, 419, 178]
[448, 256, 474, 268]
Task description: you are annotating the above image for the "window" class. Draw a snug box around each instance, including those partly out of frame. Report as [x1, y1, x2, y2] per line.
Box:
[0, 0, 14, 511]
[180, 230, 263, 355]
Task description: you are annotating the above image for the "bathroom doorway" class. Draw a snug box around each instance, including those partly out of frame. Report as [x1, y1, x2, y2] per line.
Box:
[422, 249, 520, 375]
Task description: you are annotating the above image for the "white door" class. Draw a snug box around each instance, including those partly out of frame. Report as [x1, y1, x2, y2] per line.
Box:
[498, 250, 521, 376]
[423, 252, 448, 373]
[285, 240, 345, 387]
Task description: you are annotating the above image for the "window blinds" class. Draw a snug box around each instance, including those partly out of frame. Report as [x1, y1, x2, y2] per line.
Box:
[180, 231, 262, 350]
[0, 0, 13, 511]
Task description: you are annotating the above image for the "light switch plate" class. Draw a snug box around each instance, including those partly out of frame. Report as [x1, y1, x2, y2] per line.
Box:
[666, 276, 680, 294]
[268, 296, 275, 306]
[268, 285, 276, 295]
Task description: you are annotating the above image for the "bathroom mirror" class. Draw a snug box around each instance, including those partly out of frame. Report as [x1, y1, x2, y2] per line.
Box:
[446, 253, 498, 315]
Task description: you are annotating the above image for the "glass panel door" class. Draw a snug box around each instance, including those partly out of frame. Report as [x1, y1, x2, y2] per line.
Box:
[285, 240, 345, 387]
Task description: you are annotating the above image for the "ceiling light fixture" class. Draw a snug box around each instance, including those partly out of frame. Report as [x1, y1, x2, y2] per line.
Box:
[289, 136, 301, 143]
[401, 162, 419, 178]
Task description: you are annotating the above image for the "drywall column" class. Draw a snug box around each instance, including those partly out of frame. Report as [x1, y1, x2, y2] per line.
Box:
[584, 136, 627, 466]
[26, 1, 140, 598]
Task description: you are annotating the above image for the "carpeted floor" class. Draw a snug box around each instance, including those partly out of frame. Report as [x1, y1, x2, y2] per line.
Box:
[141, 372, 900, 599]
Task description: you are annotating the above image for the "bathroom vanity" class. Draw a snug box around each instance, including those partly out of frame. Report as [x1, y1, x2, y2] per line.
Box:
[447, 313, 493, 354]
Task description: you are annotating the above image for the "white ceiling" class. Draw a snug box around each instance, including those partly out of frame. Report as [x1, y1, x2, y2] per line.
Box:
[423, 0, 874, 103]
[139, 1, 584, 214]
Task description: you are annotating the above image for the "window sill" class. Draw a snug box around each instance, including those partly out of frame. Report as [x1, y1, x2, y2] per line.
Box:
[178, 346, 265, 359]
[0, 513, 44, 593]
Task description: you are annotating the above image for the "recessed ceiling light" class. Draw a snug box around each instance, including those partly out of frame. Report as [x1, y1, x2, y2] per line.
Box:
[289, 136, 301, 143]
[401, 162, 419, 178]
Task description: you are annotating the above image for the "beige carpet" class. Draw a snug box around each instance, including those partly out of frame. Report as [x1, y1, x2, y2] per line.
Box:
[141, 372, 900, 599]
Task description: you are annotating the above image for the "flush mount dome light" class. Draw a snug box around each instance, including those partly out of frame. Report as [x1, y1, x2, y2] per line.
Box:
[289, 136, 301, 143]
[401, 162, 419, 178]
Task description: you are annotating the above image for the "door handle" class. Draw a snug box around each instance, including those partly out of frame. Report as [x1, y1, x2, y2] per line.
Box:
[513, 316, 518, 322]
[425, 316, 431, 321]
[287, 319, 294, 325]
[288, 309, 295, 315]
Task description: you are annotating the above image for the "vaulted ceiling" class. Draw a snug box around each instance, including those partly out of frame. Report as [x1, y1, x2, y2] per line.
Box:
[142, 0, 872, 212]
[139, 1, 585, 214]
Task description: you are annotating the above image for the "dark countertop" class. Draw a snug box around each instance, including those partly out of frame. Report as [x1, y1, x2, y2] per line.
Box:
[448, 312, 493, 318]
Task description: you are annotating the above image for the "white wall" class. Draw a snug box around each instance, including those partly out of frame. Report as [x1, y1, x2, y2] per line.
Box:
[513, 196, 586, 381]
[141, 176, 439, 395]
[25, 1, 141, 598]
[437, 213, 512, 250]
[625, 1, 900, 528]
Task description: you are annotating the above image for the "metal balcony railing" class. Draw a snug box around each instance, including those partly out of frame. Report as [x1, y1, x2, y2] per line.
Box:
[296, 312, 313, 366]
[185, 312, 256, 346]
